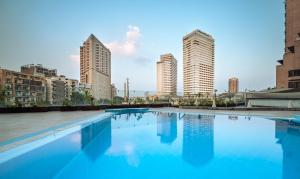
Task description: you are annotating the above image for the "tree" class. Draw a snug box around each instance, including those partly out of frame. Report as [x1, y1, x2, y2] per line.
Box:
[71, 91, 85, 105]
[63, 98, 71, 106]
[14, 98, 22, 107]
[0, 85, 6, 106]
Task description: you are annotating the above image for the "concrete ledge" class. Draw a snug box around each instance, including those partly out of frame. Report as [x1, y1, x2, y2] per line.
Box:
[0, 103, 171, 113]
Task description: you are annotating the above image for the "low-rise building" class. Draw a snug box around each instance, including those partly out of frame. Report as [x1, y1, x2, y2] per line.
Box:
[0, 68, 46, 106]
[21, 64, 57, 77]
[46, 76, 78, 105]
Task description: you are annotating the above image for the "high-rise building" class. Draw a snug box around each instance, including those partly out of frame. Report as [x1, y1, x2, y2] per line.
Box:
[0, 68, 46, 106]
[124, 78, 129, 101]
[156, 53, 177, 96]
[276, 0, 300, 89]
[80, 34, 111, 100]
[21, 64, 57, 77]
[183, 29, 215, 96]
[228, 77, 239, 94]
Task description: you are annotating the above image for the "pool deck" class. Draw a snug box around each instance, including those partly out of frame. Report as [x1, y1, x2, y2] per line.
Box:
[1, 107, 300, 152]
[0, 111, 105, 152]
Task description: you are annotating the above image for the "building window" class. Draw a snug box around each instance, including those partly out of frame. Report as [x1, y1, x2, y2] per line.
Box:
[288, 81, 300, 89]
[287, 46, 295, 53]
[288, 69, 300, 77]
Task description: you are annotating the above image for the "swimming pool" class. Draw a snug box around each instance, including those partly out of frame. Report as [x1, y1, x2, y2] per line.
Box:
[0, 109, 300, 179]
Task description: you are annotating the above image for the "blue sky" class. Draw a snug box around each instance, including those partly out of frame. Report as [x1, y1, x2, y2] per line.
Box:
[0, 0, 284, 92]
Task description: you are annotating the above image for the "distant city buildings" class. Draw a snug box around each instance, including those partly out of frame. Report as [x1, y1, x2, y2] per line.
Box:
[156, 53, 177, 97]
[183, 30, 215, 96]
[276, 0, 300, 89]
[228, 77, 239, 94]
[80, 34, 111, 100]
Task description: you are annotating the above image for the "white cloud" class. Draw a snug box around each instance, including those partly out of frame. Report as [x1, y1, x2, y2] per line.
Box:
[105, 25, 141, 56]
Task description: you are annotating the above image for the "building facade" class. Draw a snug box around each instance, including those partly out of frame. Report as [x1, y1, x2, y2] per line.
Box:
[0, 68, 46, 106]
[46, 75, 78, 105]
[124, 78, 129, 101]
[276, 0, 300, 89]
[80, 34, 111, 100]
[21, 64, 57, 77]
[156, 53, 177, 96]
[46, 76, 66, 105]
[183, 30, 215, 96]
[228, 77, 239, 94]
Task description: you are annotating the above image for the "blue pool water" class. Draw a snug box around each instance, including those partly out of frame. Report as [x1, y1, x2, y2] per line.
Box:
[0, 110, 300, 179]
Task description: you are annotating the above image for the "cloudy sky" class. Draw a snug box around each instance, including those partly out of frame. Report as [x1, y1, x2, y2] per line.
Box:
[0, 0, 284, 93]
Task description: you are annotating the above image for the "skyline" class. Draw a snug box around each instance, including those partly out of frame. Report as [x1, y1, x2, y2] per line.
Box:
[0, 0, 284, 92]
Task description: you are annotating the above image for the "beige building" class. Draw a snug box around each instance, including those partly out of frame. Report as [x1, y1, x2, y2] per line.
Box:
[46, 75, 78, 105]
[80, 34, 111, 100]
[21, 64, 57, 77]
[183, 29, 215, 96]
[228, 77, 239, 94]
[276, 0, 300, 89]
[0, 68, 46, 106]
[156, 53, 177, 96]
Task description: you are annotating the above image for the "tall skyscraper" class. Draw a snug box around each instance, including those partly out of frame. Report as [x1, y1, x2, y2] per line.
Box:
[276, 0, 300, 89]
[80, 34, 111, 100]
[156, 53, 177, 96]
[124, 78, 129, 101]
[228, 77, 239, 94]
[183, 29, 215, 96]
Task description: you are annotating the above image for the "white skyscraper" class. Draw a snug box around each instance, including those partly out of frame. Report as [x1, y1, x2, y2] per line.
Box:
[156, 53, 177, 96]
[183, 30, 215, 96]
[80, 34, 111, 100]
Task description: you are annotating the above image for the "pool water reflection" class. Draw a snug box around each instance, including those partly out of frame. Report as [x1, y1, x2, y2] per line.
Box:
[0, 111, 300, 179]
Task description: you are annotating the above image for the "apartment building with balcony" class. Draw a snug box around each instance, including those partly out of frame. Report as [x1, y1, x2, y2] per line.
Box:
[46, 75, 78, 105]
[0, 68, 46, 106]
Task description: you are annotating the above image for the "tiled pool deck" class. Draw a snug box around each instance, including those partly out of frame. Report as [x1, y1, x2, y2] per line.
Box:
[0, 107, 300, 152]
